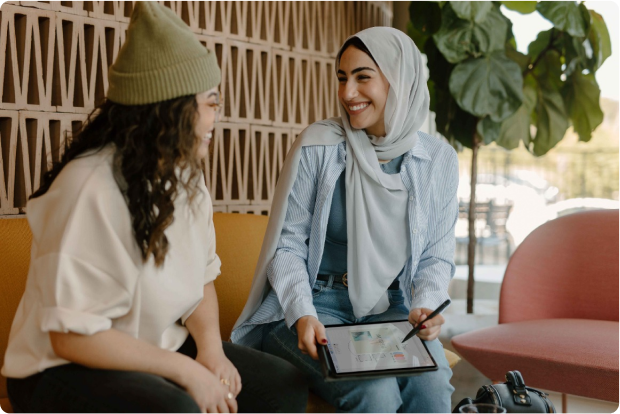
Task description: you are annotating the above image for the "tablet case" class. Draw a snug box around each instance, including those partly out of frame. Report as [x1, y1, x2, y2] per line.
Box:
[318, 344, 438, 381]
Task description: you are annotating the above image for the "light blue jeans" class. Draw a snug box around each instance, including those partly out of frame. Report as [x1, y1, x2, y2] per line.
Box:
[262, 276, 454, 413]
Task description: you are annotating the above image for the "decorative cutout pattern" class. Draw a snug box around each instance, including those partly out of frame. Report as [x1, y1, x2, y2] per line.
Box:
[0, 1, 393, 215]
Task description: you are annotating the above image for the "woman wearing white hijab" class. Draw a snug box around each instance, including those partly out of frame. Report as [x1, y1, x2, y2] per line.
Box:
[232, 27, 457, 412]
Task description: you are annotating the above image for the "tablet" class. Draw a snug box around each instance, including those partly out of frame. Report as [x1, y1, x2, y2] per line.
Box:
[318, 320, 438, 381]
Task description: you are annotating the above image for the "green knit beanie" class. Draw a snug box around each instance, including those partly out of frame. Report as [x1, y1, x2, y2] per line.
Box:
[107, 2, 221, 105]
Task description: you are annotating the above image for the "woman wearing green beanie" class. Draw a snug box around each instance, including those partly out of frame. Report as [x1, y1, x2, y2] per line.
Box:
[1, 3, 308, 413]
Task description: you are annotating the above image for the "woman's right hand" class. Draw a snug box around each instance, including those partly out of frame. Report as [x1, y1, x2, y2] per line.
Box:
[181, 360, 238, 413]
[295, 315, 328, 360]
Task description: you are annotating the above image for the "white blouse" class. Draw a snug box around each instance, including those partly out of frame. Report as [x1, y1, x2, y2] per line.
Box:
[2, 145, 221, 378]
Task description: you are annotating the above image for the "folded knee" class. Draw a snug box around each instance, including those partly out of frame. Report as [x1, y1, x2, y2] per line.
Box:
[335, 382, 401, 412]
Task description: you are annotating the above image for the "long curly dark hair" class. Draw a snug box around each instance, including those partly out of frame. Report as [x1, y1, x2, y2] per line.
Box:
[31, 96, 203, 267]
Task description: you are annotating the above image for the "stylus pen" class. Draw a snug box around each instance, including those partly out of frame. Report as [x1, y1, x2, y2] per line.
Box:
[401, 299, 451, 343]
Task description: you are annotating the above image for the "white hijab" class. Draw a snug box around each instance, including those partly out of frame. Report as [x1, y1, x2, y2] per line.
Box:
[234, 27, 430, 327]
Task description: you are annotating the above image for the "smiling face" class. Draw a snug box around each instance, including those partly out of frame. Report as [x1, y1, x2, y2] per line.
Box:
[194, 87, 220, 159]
[337, 46, 390, 137]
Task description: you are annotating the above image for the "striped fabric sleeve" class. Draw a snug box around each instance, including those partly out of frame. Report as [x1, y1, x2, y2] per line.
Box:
[412, 148, 459, 311]
[267, 147, 320, 328]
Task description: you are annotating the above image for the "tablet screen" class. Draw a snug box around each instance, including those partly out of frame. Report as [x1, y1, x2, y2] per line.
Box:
[324, 321, 436, 374]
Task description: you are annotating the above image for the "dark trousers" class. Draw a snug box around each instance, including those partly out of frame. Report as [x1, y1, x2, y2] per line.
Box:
[7, 336, 308, 413]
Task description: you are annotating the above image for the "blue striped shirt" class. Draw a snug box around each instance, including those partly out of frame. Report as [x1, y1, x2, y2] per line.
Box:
[231, 131, 459, 348]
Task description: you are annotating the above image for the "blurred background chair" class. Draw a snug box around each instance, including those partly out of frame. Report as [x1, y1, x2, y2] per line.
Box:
[451, 209, 619, 412]
[456, 200, 514, 265]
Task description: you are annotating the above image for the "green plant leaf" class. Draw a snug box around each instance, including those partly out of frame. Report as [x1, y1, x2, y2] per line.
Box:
[425, 39, 454, 89]
[425, 39, 460, 139]
[433, 97, 451, 139]
[409, 1, 442, 35]
[503, 12, 517, 49]
[451, 1, 493, 23]
[562, 73, 604, 142]
[527, 29, 550, 59]
[476, 116, 502, 144]
[433, 4, 474, 63]
[450, 105, 478, 148]
[496, 77, 537, 150]
[527, 29, 561, 61]
[428, 80, 437, 113]
[536, 1, 588, 37]
[429, 68, 478, 149]
[530, 79, 569, 156]
[586, 9, 611, 72]
[432, 81, 458, 139]
[472, 6, 508, 54]
[433, 4, 507, 63]
[501, 1, 537, 14]
[449, 52, 524, 122]
[506, 47, 529, 72]
[564, 34, 588, 77]
[407, 21, 429, 51]
[526, 29, 568, 87]
[579, 3, 592, 37]
[533, 49, 564, 92]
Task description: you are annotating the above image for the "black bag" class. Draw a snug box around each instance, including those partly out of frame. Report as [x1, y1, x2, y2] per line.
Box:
[453, 371, 556, 413]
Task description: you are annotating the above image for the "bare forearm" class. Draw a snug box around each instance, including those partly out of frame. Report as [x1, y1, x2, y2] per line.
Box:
[185, 282, 223, 352]
[49, 328, 195, 386]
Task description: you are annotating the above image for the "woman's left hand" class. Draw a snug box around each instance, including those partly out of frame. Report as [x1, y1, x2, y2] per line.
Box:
[408, 307, 445, 341]
[196, 347, 242, 398]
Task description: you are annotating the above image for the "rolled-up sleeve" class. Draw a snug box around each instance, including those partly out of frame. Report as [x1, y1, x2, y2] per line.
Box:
[412, 149, 459, 311]
[32, 172, 141, 336]
[35, 252, 136, 335]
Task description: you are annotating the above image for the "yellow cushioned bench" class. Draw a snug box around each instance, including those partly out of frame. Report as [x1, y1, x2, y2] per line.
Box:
[0, 213, 459, 413]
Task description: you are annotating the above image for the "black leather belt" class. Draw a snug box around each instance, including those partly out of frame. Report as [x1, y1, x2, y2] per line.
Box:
[317, 273, 400, 290]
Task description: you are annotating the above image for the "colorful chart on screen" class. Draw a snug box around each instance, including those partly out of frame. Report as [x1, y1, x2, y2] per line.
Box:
[319, 320, 438, 380]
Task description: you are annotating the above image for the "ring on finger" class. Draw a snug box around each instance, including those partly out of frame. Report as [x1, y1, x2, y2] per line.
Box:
[220, 378, 231, 386]
[227, 392, 234, 400]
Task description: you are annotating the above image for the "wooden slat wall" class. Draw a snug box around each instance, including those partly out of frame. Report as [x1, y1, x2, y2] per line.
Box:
[0, 1, 393, 215]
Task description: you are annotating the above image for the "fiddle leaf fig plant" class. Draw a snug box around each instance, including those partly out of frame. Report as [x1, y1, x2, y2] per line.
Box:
[408, 1, 611, 313]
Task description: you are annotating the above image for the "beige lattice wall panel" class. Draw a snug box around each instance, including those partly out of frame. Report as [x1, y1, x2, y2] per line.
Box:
[0, 1, 393, 215]
[204, 123, 295, 210]
[0, 109, 87, 214]
[0, 109, 19, 214]
[0, 4, 123, 113]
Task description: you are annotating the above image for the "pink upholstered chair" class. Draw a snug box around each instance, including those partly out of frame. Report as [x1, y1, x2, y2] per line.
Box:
[451, 210, 619, 411]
